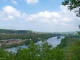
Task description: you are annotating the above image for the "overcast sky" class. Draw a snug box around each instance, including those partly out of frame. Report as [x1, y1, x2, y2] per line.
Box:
[0, 0, 80, 32]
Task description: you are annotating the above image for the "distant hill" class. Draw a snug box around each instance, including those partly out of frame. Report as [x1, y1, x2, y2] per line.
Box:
[0, 29, 34, 34]
[53, 31, 78, 35]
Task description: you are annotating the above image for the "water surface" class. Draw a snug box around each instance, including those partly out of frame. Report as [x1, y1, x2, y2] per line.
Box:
[6, 36, 64, 52]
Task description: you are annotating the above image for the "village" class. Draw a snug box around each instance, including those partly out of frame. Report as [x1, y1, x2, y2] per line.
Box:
[0, 39, 25, 47]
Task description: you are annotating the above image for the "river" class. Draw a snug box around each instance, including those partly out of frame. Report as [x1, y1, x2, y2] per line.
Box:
[6, 36, 64, 53]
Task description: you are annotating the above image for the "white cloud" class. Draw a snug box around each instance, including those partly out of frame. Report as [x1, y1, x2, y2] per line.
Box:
[26, 0, 38, 4]
[22, 5, 79, 31]
[11, 0, 17, 4]
[0, 5, 21, 20]
[24, 11, 72, 24]
[0, 5, 79, 32]
[8, 15, 14, 19]
[3, 5, 16, 14]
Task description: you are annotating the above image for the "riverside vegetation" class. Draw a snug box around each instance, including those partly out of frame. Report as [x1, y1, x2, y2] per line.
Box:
[0, 29, 61, 48]
[0, 0, 80, 59]
[0, 29, 80, 60]
[0, 35, 80, 60]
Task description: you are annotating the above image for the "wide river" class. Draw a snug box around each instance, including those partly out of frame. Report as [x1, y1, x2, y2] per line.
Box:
[6, 36, 64, 53]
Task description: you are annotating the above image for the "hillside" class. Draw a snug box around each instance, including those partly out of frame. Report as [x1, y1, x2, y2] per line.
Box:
[0, 29, 34, 34]
[57, 35, 80, 48]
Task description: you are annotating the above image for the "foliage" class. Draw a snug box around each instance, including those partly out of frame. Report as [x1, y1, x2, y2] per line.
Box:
[70, 40, 80, 60]
[62, 40, 80, 60]
[0, 49, 15, 60]
[15, 41, 64, 60]
[58, 35, 80, 48]
[62, 0, 80, 17]
[0, 33, 57, 48]
[0, 41, 65, 60]
[0, 34, 56, 40]
[0, 29, 33, 34]
[57, 34, 80, 60]
[0, 39, 80, 60]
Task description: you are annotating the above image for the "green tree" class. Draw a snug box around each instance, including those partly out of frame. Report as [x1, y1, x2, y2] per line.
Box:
[62, 0, 80, 17]
[15, 48, 30, 60]
[7, 52, 15, 60]
[15, 41, 64, 60]
[64, 40, 80, 60]
[39, 41, 53, 60]
[0, 49, 10, 60]
[28, 41, 40, 60]
[70, 40, 80, 60]
[51, 47, 64, 60]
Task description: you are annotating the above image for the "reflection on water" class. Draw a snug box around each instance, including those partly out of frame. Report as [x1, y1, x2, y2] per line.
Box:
[6, 36, 64, 53]
[47, 36, 64, 47]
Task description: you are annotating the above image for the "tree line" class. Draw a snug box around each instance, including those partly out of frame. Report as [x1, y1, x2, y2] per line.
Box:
[0, 38, 80, 60]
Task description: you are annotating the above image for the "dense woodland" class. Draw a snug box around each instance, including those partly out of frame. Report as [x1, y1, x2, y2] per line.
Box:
[0, 29, 80, 60]
[0, 35, 80, 60]
[0, 0, 80, 59]
[0, 33, 59, 40]
[0, 29, 62, 48]
[0, 0, 80, 60]
[0, 33, 56, 48]
[57, 35, 80, 48]
[0, 29, 34, 34]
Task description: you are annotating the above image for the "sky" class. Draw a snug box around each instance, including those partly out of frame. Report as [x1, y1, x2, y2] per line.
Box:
[0, 0, 80, 32]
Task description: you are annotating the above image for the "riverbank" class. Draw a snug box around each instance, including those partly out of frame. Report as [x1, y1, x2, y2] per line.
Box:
[0, 39, 26, 48]
[6, 36, 64, 53]
[0, 33, 57, 48]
